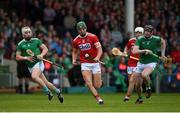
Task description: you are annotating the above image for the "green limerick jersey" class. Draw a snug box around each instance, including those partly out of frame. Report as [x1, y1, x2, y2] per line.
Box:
[16, 38, 43, 67]
[135, 35, 161, 64]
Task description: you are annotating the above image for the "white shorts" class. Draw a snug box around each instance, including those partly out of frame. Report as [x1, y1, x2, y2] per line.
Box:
[28, 61, 45, 73]
[127, 66, 136, 75]
[134, 62, 157, 73]
[81, 63, 101, 74]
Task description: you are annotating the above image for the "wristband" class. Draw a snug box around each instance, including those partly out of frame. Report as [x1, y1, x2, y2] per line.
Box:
[24, 56, 27, 60]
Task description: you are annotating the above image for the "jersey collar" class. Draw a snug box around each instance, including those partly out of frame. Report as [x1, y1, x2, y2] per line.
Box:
[79, 32, 88, 38]
[24, 38, 32, 42]
[144, 35, 153, 40]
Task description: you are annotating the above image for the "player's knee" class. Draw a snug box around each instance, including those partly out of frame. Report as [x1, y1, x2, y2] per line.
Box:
[31, 75, 37, 81]
[94, 82, 102, 89]
[141, 74, 147, 78]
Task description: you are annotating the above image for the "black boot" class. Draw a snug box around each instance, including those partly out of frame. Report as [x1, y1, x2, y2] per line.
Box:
[18, 84, 23, 94]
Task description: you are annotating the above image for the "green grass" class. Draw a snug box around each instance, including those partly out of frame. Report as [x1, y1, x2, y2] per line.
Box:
[0, 93, 180, 112]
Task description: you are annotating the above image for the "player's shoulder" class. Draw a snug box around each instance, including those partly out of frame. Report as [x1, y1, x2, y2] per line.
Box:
[152, 35, 160, 40]
[129, 37, 136, 41]
[73, 35, 80, 42]
[87, 32, 97, 37]
[31, 37, 40, 41]
[17, 39, 26, 46]
[138, 36, 144, 39]
[137, 36, 145, 40]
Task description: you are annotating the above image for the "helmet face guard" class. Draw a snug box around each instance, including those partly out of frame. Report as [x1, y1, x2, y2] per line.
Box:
[144, 25, 153, 32]
[144, 25, 154, 38]
[22, 27, 32, 35]
[76, 21, 87, 37]
[135, 27, 144, 33]
[76, 21, 87, 31]
[21, 26, 32, 40]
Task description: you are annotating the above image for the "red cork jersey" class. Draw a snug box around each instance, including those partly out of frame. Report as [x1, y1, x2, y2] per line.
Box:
[126, 37, 140, 67]
[73, 32, 100, 63]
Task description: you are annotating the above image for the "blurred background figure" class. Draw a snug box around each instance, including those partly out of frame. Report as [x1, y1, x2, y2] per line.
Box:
[16, 61, 31, 94]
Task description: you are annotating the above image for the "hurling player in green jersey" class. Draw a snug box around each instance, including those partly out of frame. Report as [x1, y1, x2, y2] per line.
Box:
[16, 26, 63, 103]
[132, 25, 166, 101]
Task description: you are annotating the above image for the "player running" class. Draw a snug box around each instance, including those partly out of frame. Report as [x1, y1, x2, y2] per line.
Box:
[72, 21, 104, 105]
[132, 25, 166, 102]
[16, 26, 64, 103]
[123, 27, 144, 103]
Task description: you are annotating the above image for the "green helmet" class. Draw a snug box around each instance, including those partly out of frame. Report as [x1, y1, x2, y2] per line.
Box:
[76, 21, 87, 30]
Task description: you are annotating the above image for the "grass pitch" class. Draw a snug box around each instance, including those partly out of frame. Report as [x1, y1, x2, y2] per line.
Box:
[0, 93, 179, 112]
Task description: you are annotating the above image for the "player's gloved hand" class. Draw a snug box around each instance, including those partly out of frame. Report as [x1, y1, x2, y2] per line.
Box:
[25, 56, 36, 62]
[144, 49, 153, 55]
[122, 52, 128, 57]
[37, 54, 43, 60]
[160, 55, 167, 63]
[72, 60, 78, 65]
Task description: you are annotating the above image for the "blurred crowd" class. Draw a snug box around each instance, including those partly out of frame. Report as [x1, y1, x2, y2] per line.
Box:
[0, 0, 180, 91]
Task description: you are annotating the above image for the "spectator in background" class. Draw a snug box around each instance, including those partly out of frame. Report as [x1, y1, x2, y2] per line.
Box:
[176, 65, 180, 81]
[170, 42, 180, 64]
[29, 0, 44, 23]
[0, 38, 5, 64]
[100, 24, 111, 48]
[16, 61, 31, 94]
[43, 1, 56, 26]
[64, 9, 77, 34]
[111, 23, 124, 47]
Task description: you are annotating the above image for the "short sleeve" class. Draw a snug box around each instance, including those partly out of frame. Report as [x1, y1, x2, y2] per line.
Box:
[135, 38, 141, 46]
[72, 40, 78, 49]
[37, 39, 43, 47]
[126, 40, 131, 50]
[16, 44, 22, 52]
[92, 35, 101, 48]
[92, 35, 99, 43]
[157, 37, 161, 43]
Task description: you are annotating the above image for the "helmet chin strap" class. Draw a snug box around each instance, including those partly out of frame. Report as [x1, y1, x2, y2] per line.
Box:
[80, 32, 86, 37]
[80, 34, 86, 37]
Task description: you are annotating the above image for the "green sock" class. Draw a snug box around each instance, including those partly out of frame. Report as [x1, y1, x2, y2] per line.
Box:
[146, 81, 151, 89]
[139, 96, 143, 99]
[42, 86, 50, 94]
[54, 88, 60, 95]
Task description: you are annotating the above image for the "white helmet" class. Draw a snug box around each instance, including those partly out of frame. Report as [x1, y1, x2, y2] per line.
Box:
[21, 26, 32, 35]
[135, 27, 144, 33]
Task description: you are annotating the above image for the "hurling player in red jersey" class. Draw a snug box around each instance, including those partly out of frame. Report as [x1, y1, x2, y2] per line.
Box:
[123, 27, 144, 104]
[72, 21, 104, 105]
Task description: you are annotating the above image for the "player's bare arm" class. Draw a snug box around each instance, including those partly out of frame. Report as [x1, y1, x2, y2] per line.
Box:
[16, 51, 27, 61]
[123, 45, 131, 56]
[16, 51, 35, 62]
[132, 45, 152, 55]
[160, 38, 167, 61]
[123, 46, 128, 55]
[94, 42, 102, 62]
[37, 44, 48, 60]
[72, 47, 78, 65]
[161, 38, 166, 56]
